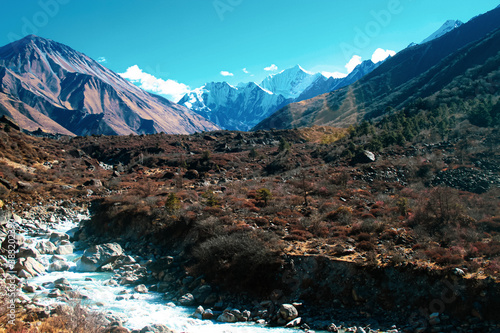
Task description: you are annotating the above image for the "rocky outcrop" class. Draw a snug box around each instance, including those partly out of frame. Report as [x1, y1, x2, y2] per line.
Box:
[77, 243, 123, 272]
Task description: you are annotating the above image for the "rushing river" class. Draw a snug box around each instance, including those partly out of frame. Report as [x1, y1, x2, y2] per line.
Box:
[22, 219, 321, 333]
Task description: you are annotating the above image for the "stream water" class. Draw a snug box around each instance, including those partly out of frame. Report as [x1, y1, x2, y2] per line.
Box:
[22, 219, 318, 333]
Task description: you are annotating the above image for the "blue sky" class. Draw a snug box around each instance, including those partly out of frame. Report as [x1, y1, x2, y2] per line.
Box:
[1, 0, 499, 101]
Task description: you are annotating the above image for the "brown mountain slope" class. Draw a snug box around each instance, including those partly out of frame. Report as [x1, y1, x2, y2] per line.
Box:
[255, 6, 500, 130]
[0, 35, 219, 136]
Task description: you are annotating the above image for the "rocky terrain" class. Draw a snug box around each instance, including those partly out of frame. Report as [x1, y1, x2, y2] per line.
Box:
[0, 115, 499, 332]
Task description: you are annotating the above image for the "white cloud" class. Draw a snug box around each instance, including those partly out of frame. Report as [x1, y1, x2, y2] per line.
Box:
[371, 48, 396, 63]
[97, 57, 107, 63]
[220, 71, 234, 77]
[119, 65, 191, 103]
[345, 55, 362, 73]
[264, 64, 278, 71]
[242, 68, 249, 74]
[322, 71, 348, 79]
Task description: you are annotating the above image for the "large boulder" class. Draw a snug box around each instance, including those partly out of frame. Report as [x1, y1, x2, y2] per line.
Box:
[35, 240, 57, 254]
[48, 257, 70, 272]
[217, 311, 237, 323]
[14, 257, 45, 277]
[350, 150, 376, 165]
[49, 232, 70, 245]
[56, 244, 73, 255]
[76, 243, 123, 272]
[17, 246, 40, 259]
[279, 304, 298, 322]
[178, 293, 196, 306]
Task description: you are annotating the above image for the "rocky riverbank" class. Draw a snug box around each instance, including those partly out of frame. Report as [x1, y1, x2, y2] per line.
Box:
[2, 202, 500, 332]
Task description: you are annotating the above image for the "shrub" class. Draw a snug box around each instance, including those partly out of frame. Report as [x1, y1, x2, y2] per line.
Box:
[326, 206, 353, 225]
[256, 188, 273, 206]
[425, 247, 463, 266]
[192, 231, 283, 294]
[356, 240, 376, 252]
[165, 193, 181, 214]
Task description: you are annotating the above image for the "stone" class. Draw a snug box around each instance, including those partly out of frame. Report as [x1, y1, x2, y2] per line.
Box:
[279, 304, 298, 322]
[285, 317, 302, 328]
[202, 308, 214, 320]
[65, 227, 79, 239]
[193, 305, 204, 320]
[22, 283, 37, 293]
[17, 269, 33, 279]
[49, 232, 70, 245]
[56, 244, 74, 255]
[192, 284, 212, 303]
[84, 179, 103, 187]
[76, 243, 123, 272]
[35, 240, 57, 254]
[103, 326, 130, 333]
[217, 311, 237, 323]
[48, 259, 70, 272]
[179, 293, 196, 306]
[48, 288, 64, 298]
[120, 277, 138, 285]
[350, 150, 376, 165]
[134, 284, 148, 294]
[54, 278, 72, 291]
[14, 257, 45, 277]
[429, 312, 441, 325]
[17, 246, 40, 259]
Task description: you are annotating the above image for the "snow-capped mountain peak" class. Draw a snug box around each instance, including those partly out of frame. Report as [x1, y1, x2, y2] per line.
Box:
[421, 20, 463, 44]
[260, 64, 322, 99]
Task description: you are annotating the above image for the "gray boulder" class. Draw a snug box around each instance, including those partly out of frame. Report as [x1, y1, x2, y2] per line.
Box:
[56, 244, 73, 255]
[178, 293, 196, 306]
[35, 240, 57, 254]
[217, 311, 237, 323]
[17, 246, 41, 259]
[279, 304, 298, 322]
[49, 232, 70, 245]
[350, 150, 376, 165]
[76, 243, 123, 272]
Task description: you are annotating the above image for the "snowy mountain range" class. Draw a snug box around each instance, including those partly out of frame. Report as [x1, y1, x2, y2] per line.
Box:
[179, 61, 381, 131]
[179, 18, 466, 132]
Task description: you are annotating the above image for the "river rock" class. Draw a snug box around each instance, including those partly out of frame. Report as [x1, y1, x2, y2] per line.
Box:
[49, 232, 70, 245]
[217, 311, 237, 323]
[285, 317, 300, 326]
[192, 284, 212, 303]
[14, 257, 45, 277]
[48, 288, 64, 298]
[48, 259, 70, 272]
[134, 284, 148, 294]
[279, 304, 298, 322]
[56, 244, 73, 255]
[65, 227, 79, 239]
[22, 283, 37, 293]
[139, 324, 175, 333]
[104, 325, 130, 333]
[179, 293, 196, 306]
[202, 308, 214, 320]
[17, 246, 40, 259]
[35, 240, 57, 254]
[76, 242, 123, 272]
[54, 277, 72, 291]
[193, 305, 205, 320]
